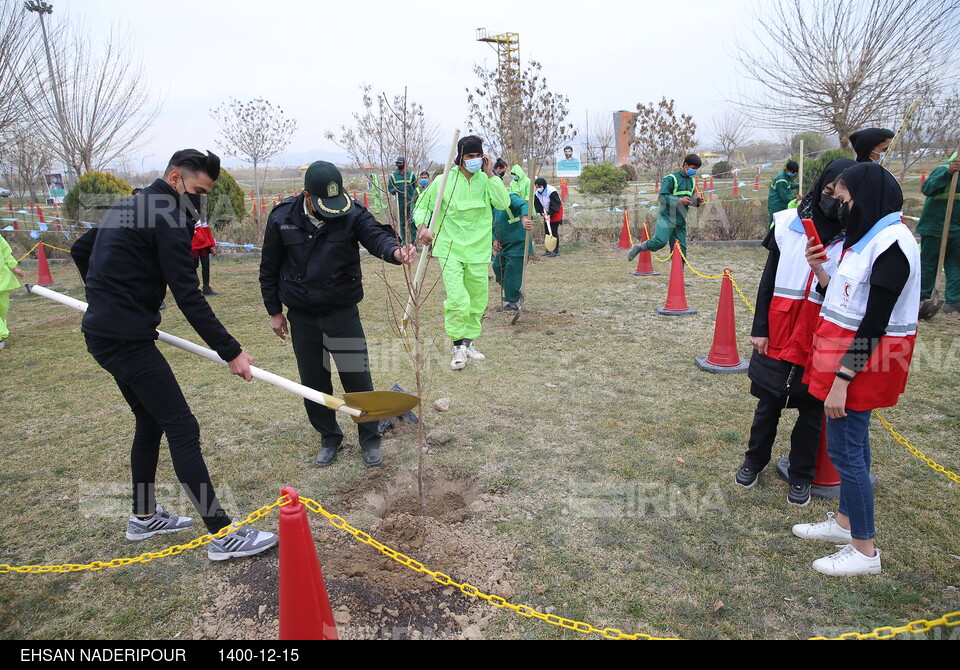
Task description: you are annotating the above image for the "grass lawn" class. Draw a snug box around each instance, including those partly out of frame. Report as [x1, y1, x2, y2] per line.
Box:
[0, 244, 957, 640]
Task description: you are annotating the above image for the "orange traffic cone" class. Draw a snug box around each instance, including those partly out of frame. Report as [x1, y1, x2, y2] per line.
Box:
[279, 487, 338, 640]
[37, 206, 45, 224]
[754, 168, 760, 191]
[630, 224, 659, 276]
[695, 271, 748, 372]
[920, 171, 926, 187]
[616, 210, 633, 249]
[559, 178, 568, 202]
[776, 418, 858, 499]
[656, 242, 696, 315]
[363, 192, 369, 208]
[36, 243, 56, 286]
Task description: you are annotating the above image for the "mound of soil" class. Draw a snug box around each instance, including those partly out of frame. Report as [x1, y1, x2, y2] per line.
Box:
[191, 467, 516, 640]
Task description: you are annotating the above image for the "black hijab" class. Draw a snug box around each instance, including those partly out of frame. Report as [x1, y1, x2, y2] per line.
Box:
[849, 127, 894, 163]
[838, 162, 903, 249]
[797, 157, 856, 244]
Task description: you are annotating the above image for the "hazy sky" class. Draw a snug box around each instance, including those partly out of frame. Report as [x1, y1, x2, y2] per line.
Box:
[44, 0, 763, 170]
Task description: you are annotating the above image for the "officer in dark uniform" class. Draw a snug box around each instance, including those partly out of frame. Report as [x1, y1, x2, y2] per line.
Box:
[259, 161, 415, 467]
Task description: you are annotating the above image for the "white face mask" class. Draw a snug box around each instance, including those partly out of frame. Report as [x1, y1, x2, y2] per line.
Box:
[536, 188, 544, 194]
[874, 151, 886, 163]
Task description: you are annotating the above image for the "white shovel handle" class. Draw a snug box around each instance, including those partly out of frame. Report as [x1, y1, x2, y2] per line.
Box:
[26, 284, 362, 418]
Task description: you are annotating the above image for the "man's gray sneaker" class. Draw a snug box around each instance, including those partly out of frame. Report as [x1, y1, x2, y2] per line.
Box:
[126, 504, 195, 541]
[208, 522, 278, 561]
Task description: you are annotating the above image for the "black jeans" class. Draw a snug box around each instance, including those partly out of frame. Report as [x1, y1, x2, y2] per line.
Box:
[85, 335, 231, 533]
[743, 387, 823, 485]
[286, 305, 381, 451]
[194, 254, 211, 287]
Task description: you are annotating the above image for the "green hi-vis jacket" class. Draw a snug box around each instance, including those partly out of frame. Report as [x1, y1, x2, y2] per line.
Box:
[0, 234, 21, 292]
[916, 159, 960, 237]
[510, 165, 531, 199]
[493, 193, 534, 256]
[388, 169, 419, 203]
[658, 170, 696, 226]
[413, 168, 511, 263]
[767, 170, 798, 218]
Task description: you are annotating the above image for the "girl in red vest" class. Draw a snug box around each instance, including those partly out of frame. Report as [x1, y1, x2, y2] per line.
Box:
[793, 163, 920, 576]
[191, 218, 218, 295]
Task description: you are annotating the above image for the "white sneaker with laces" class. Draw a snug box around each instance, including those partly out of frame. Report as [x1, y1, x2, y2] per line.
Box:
[450, 345, 467, 370]
[812, 543, 881, 576]
[792, 512, 853, 543]
[464, 341, 485, 360]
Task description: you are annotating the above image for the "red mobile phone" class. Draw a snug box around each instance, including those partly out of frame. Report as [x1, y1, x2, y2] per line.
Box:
[801, 218, 822, 248]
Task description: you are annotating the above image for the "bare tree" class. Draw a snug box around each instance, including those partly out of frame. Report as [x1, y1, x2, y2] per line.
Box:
[891, 88, 960, 178]
[711, 112, 751, 164]
[466, 59, 576, 168]
[732, 0, 960, 148]
[210, 97, 297, 221]
[631, 97, 697, 180]
[0, 2, 37, 137]
[581, 112, 617, 165]
[19, 24, 162, 177]
[0, 123, 55, 202]
[325, 85, 441, 174]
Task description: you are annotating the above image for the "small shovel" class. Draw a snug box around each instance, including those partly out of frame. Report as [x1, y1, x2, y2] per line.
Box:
[919, 150, 959, 321]
[26, 284, 421, 423]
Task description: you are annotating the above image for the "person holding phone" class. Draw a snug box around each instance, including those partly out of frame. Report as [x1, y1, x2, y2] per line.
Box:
[793, 162, 920, 576]
[735, 159, 854, 505]
[415, 135, 511, 370]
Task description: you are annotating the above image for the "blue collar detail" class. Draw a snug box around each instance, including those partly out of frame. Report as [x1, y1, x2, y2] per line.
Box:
[850, 211, 903, 253]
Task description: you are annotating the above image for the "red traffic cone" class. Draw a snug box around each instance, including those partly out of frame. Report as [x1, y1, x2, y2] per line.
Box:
[776, 418, 850, 499]
[37, 206, 45, 224]
[559, 178, 568, 202]
[654, 179, 660, 191]
[733, 175, 739, 197]
[920, 171, 926, 187]
[695, 271, 748, 372]
[363, 192, 368, 208]
[36, 243, 56, 286]
[754, 168, 760, 191]
[630, 224, 659, 276]
[279, 487, 338, 640]
[260, 196, 266, 213]
[617, 210, 633, 249]
[7, 202, 13, 217]
[657, 242, 697, 315]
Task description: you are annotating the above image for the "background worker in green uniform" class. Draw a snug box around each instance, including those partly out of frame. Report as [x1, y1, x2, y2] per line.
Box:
[918, 154, 960, 313]
[492, 192, 534, 311]
[509, 164, 531, 199]
[768, 160, 800, 225]
[627, 153, 703, 260]
[388, 156, 418, 244]
[415, 135, 511, 370]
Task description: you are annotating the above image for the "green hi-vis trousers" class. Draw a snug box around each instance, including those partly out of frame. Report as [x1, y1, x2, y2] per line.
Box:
[645, 217, 687, 256]
[493, 252, 524, 303]
[0, 291, 10, 340]
[440, 259, 489, 340]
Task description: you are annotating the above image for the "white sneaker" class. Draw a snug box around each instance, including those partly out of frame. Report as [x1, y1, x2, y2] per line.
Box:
[450, 345, 467, 370]
[0, 339, 5, 350]
[812, 544, 881, 576]
[464, 341, 485, 360]
[792, 512, 853, 543]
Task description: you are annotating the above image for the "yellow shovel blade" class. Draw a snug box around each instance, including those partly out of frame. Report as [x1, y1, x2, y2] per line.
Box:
[342, 390, 422, 423]
[544, 234, 558, 252]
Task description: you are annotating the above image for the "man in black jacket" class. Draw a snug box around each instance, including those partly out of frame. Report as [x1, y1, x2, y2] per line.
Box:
[70, 149, 277, 561]
[260, 161, 415, 468]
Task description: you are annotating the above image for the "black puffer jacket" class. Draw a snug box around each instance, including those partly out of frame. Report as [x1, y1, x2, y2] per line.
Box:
[259, 194, 400, 315]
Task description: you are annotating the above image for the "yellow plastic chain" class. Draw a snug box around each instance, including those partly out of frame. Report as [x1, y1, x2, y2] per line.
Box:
[15, 243, 41, 263]
[810, 612, 960, 640]
[873, 410, 960, 484]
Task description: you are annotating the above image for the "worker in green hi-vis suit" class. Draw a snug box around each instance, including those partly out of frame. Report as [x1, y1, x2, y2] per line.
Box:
[492, 192, 534, 312]
[368, 172, 386, 215]
[627, 153, 703, 260]
[414, 135, 510, 371]
[388, 156, 419, 244]
[509, 164, 530, 199]
[767, 160, 800, 226]
[918, 153, 960, 313]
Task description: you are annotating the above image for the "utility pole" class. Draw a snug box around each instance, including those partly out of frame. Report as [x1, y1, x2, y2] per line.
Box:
[24, 0, 74, 186]
[476, 28, 521, 166]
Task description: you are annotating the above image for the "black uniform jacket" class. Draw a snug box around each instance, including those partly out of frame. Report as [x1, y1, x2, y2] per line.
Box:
[70, 178, 241, 362]
[259, 194, 401, 315]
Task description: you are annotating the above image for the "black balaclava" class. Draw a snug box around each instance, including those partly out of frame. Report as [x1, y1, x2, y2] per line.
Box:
[848, 128, 894, 163]
[837, 162, 903, 249]
[797, 158, 856, 244]
[455, 136, 483, 165]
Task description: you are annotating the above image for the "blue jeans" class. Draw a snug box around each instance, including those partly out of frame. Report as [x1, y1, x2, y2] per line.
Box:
[825, 410, 875, 540]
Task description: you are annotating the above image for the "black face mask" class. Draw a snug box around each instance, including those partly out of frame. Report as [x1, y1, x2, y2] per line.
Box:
[837, 200, 850, 225]
[177, 176, 205, 221]
[818, 194, 839, 220]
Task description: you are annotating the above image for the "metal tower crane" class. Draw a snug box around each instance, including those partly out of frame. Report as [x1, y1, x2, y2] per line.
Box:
[476, 28, 522, 165]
